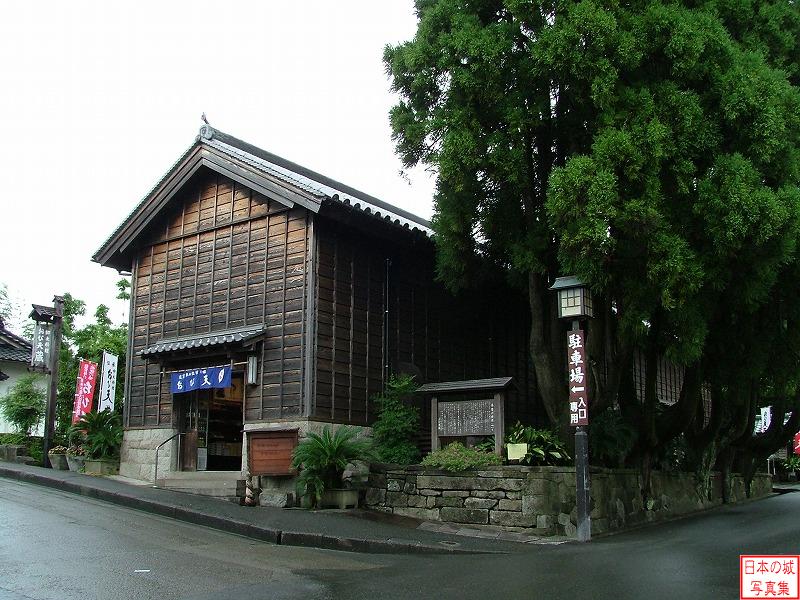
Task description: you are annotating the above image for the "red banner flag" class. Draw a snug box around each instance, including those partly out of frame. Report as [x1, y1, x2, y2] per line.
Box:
[72, 359, 98, 424]
[794, 432, 800, 456]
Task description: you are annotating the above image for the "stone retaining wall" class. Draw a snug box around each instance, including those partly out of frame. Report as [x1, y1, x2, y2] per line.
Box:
[119, 427, 176, 482]
[365, 465, 773, 537]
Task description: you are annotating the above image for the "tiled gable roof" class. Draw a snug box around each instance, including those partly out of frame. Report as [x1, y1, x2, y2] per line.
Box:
[93, 124, 432, 271]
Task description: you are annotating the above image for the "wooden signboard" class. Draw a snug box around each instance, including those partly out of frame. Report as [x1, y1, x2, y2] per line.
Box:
[247, 430, 298, 476]
[431, 393, 505, 456]
[437, 399, 495, 437]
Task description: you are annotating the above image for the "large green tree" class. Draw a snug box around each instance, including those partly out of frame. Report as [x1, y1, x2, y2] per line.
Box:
[386, 0, 800, 496]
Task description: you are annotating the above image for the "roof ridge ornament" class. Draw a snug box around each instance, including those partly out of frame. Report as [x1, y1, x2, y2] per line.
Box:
[199, 112, 214, 140]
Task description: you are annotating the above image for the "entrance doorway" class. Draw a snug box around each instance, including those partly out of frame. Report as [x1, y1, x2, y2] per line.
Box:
[179, 375, 244, 472]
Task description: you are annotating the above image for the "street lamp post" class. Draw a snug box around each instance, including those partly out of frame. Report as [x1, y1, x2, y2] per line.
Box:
[550, 276, 593, 542]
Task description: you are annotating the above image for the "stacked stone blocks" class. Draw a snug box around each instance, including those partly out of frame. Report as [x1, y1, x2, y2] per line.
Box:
[366, 464, 773, 538]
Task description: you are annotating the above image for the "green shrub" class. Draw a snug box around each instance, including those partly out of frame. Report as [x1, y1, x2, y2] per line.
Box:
[371, 374, 420, 465]
[0, 432, 27, 445]
[0, 374, 45, 435]
[421, 442, 502, 472]
[784, 456, 800, 471]
[589, 409, 637, 468]
[69, 409, 123, 459]
[291, 426, 374, 508]
[505, 422, 570, 466]
[472, 436, 496, 453]
[0, 433, 43, 461]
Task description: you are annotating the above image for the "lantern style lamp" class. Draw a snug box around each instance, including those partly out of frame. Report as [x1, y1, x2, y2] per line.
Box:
[246, 355, 258, 385]
[549, 276, 593, 321]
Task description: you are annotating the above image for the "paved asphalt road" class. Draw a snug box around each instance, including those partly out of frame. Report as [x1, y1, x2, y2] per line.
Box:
[1, 478, 797, 600]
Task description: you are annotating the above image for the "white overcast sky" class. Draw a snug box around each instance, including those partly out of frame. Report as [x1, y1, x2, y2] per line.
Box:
[0, 1, 434, 334]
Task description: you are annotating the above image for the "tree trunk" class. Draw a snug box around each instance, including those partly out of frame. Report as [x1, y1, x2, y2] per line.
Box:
[528, 271, 567, 429]
[686, 382, 723, 502]
[719, 447, 736, 504]
[638, 314, 660, 504]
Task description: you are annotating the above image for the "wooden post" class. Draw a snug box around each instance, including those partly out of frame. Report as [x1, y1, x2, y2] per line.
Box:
[493, 391, 504, 457]
[42, 296, 64, 468]
[430, 395, 439, 451]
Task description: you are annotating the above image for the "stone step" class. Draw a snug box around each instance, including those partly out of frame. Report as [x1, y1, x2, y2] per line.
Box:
[166, 488, 243, 504]
[158, 478, 243, 490]
[157, 476, 246, 501]
[157, 470, 242, 481]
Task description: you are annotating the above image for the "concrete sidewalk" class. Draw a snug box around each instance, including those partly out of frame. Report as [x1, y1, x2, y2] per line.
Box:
[0, 462, 535, 555]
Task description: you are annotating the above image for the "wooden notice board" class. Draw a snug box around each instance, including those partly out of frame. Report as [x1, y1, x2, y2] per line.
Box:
[247, 430, 298, 476]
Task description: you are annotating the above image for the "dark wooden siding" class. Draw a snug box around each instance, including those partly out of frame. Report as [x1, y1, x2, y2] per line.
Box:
[311, 216, 539, 430]
[126, 170, 310, 428]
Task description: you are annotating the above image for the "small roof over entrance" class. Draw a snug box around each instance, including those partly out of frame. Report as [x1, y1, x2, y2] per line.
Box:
[140, 324, 265, 359]
[415, 377, 515, 395]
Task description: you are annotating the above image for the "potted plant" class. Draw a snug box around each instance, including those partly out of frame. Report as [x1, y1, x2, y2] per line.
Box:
[70, 410, 123, 475]
[48, 445, 69, 470]
[66, 427, 87, 472]
[291, 425, 373, 509]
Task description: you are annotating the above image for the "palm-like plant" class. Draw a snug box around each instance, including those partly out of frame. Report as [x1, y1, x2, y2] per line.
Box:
[291, 426, 373, 508]
[68, 409, 123, 459]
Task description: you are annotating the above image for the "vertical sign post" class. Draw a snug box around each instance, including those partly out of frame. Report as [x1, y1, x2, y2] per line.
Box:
[28, 297, 63, 468]
[550, 275, 594, 542]
[567, 326, 590, 542]
[97, 352, 118, 412]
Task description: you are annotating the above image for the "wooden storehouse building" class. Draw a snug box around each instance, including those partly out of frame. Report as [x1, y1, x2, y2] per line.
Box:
[94, 124, 538, 501]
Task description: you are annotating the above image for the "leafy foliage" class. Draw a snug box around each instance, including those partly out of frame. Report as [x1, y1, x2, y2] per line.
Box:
[371, 374, 421, 465]
[291, 426, 374, 508]
[421, 442, 502, 472]
[589, 409, 637, 468]
[505, 422, 570, 466]
[472, 437, 496, 454]
[0, 374, 46, 435]
[387, 0, 800, 499]
[0, 432, 43, 462]
[784, 455, 800, 472]
[69, 409, 123, 459]
[0, 432, 27, 445]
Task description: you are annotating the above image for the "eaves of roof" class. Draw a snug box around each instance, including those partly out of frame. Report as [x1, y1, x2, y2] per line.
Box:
[0, 346, 30, 362]
[415, 377, 516, 394]
[0, 327, 31, 351]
